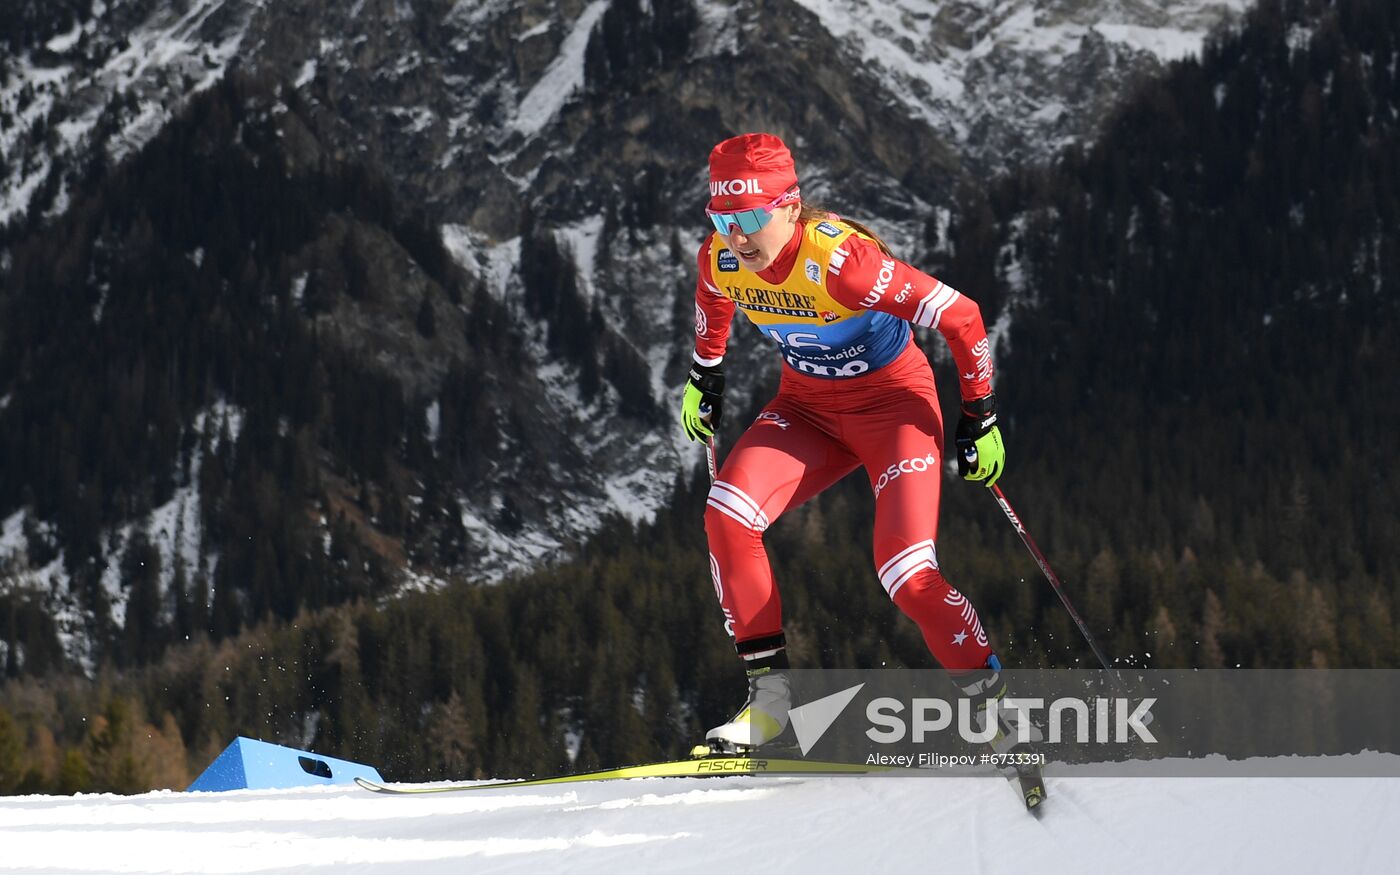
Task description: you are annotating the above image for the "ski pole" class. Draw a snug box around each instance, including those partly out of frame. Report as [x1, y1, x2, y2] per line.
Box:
[988, 483, 1120, 681]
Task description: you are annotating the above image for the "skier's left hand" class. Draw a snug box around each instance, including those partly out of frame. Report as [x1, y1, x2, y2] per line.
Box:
[956, 393, 1004, 487]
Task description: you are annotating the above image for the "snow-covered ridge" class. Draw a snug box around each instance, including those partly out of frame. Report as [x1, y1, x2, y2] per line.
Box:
[0, 0, 253, 225]
[785, 0, 1254, 164]
[1, 0, 1251, 227]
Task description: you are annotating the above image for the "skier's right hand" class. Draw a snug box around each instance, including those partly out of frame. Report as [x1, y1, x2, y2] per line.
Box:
[681, 362, 725, 441]
[956, 393, 1005, 487]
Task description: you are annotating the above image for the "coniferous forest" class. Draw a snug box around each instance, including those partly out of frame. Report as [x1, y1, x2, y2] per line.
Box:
[1, 0, 1398, 793]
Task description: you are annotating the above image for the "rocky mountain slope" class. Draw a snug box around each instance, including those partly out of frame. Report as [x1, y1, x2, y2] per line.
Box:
[0, 0, 1251, 670]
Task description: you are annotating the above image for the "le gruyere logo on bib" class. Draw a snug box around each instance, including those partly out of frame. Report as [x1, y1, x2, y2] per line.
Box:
[723, 285, 819, 319]
[717, 249, 739, 272]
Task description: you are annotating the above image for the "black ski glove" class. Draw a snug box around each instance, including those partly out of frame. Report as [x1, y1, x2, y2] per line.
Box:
[681, 362, 725, 442]
[955, 393, 1005, 487]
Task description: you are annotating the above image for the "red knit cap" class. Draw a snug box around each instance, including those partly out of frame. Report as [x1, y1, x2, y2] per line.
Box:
[707, 132, 800, 211]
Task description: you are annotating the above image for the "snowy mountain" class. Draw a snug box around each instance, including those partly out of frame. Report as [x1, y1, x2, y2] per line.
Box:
[2, 0, 1255, 227]
[0, 0, 1253, 667]
[0, 760, 1395, 874]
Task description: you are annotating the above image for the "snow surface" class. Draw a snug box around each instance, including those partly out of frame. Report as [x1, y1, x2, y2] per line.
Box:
[440, 225, 521, 301]
[0, 510, 27, 559]
[554, 215, 607, 300]
[0, 763, 1396, 874]
[510, 0, 612, 136]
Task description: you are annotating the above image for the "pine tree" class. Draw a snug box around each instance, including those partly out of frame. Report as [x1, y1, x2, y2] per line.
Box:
[0, 708, 23, 794]
[425, 690, 477, 780]
[56, 749, 91, 796]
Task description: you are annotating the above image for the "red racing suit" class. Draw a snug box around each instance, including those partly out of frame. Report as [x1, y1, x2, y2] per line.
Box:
[695, 217, 995, 671]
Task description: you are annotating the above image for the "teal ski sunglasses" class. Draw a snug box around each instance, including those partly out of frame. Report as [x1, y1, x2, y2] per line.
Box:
[706, 187, 800, 235]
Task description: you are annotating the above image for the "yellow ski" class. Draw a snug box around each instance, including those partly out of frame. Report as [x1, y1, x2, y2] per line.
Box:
[354, 756, 875, 795]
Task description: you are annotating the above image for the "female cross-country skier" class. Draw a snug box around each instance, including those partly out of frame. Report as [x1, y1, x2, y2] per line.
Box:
[682, 133, 1031, 764]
